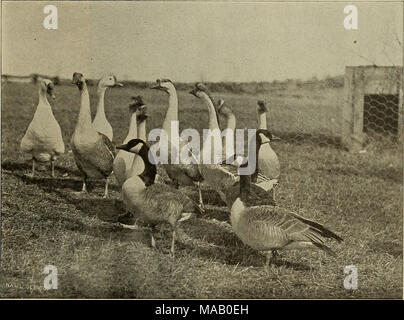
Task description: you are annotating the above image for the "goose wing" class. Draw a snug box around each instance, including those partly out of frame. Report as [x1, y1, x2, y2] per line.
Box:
[242, 206, 342, 252]
[98, 132, 115, 159]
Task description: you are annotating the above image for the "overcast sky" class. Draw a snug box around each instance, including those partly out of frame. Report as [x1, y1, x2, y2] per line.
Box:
[2, 1, 403, 82]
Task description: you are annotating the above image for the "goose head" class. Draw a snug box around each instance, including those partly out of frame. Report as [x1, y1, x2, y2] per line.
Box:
[216, 99, 233, 117]
[257, 100, 268, 114]
[129, 95, 145, 113]
[72, 72, 86, 90]
[150, 79, 175, 94]
[41, 79, 55, 99]
[117, 138, 147, 155]
[256, 129, 280, 145]
[189, 83, 213, 101]
[98, 75, 123, 89]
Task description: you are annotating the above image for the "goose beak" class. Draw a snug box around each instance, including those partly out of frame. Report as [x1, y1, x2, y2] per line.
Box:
[189, 88, 199, 97]
[150, 84, 163, 90]
[116, 144, 128, 151]
[114, 82, 123, 87]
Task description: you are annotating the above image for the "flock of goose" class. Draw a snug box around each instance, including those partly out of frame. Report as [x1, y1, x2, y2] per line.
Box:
[20, 74, 342, 271]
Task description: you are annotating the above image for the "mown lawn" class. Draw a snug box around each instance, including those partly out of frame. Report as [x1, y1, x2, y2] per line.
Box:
[1, 82, 402, 298]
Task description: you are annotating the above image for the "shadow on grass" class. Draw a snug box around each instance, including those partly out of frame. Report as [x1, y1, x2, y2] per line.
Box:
[2, 160, 79, 178]
[179, 218, 312, 271]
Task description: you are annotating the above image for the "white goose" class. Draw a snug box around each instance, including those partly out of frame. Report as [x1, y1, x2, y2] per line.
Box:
[71, 72, 115, 197]
[190, 83, 277, 208]
[113, 96, 145, 187]
[20, 79, 65, 177]
[150, 79, 205, 211]
[230, 154, 342, 271]
[256, 100, 280, 180]
[92, 75, 123, 141]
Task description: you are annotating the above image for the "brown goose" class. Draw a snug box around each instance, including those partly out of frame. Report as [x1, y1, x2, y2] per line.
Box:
[117, 138, 199, 256]
[256, 100, 280, 180]
[230, 155, 343, 272]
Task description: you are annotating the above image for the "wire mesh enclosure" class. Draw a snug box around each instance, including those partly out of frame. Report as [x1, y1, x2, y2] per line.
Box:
[342, 66, 403, 151]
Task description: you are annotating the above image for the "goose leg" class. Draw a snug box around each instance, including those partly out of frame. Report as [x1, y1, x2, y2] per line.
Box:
[197, 182, 206, 213]
[82, 180, 87, 193]
[51, 159, 55, 178]
[151, 234, 157, 249]
[170, 228, 177, 258]
[31, 159, 36, 178]
[264, 250, 278, 273]
[102, 178, 109, 198]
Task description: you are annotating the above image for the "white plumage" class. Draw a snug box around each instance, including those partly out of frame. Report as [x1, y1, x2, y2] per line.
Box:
[92, 75, 123, 141]
[20, 79, 65, 177]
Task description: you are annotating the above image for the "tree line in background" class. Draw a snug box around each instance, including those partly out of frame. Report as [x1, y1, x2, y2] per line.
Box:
[2, 73, 344, 93]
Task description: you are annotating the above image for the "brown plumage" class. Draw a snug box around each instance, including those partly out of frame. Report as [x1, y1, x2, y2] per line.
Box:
[117, 138, 199, 256]
[231, 159, 343, 271]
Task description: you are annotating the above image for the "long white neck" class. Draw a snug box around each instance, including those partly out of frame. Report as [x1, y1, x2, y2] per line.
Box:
[258, 112, 267, 130]
[123, 113, 138, 143]
[201, 93, 220, 130]
[226, 113, 236, 131]
[38, 87, 51, 110]
[138, 120, 147, 141]
[77, 84, 92, 128]
[96, 86, 107, 118]
[223, 113, 236, 158]
[162, 89, 178, 136]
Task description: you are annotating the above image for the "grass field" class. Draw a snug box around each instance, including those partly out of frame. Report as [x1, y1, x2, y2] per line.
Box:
[1, 82, 402, 298]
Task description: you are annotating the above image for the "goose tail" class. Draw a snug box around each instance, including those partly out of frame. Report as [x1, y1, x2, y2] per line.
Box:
[290, 211, 343, 243]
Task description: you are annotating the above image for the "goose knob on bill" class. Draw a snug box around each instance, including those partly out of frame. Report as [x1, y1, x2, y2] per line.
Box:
[20, 79, 65, 178]
[70, 72, 115, 198]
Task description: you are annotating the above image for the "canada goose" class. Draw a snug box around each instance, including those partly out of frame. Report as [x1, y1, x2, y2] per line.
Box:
[20, 79, 65, 177]
[230, 155, 343, 272]
[256, 101, 280, 180]
[151, 79, 205, 211]
[113, 96, 145, 187]
[71, 72, 115, 197]
[92, 75, 123, 141]
[117, 138, 199, 256]
[189, 83, 277, 208]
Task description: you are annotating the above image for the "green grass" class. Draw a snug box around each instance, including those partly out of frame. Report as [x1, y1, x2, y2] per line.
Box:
[1, 82, 402, 298]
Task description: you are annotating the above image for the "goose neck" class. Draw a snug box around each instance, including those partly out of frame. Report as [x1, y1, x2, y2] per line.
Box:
[201, 93, 220, 129]
[130, 144, 156, 185]
[226, 113, 236, 131]
[38, 87, 51, 108]
[138, 119, 147, 141]
[162, 90, 179, 133]
[96, 87, 107, 116]
[258, 112, 267, 130]
[123, 112, 138, 143]
[77, 84, 92, 127]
